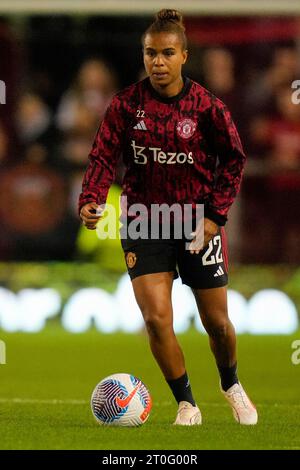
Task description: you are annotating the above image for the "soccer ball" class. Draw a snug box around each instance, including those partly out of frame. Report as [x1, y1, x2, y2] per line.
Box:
[91, 373, 152, 427]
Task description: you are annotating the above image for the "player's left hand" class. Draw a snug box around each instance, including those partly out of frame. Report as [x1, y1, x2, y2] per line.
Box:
[189, 217, 219, 254]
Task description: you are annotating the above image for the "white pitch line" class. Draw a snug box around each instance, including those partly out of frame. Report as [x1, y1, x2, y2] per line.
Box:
[156, 402, 300, 408]
[0, 398, 87, 405]
[0, 398, 299, 407]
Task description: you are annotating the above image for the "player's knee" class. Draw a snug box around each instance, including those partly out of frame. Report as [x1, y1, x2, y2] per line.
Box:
[206, 318, 231, 340]
[143, 307, 172, 338]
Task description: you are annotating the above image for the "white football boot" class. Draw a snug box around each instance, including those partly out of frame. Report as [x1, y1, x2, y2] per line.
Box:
[173, 401, 202, 425]
[221, 382, 258, 425]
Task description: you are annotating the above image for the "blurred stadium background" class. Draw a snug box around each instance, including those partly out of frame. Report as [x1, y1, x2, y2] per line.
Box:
[0, 0, 300, 450]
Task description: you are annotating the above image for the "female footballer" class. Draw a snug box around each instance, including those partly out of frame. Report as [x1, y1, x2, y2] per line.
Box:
[79, 9, 257, 426]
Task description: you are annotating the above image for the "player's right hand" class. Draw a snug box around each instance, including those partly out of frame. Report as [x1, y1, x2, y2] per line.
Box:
[80, 202, 103, 230]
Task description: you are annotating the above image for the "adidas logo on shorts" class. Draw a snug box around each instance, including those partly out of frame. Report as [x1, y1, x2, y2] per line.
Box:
[214, 266, 224, 277]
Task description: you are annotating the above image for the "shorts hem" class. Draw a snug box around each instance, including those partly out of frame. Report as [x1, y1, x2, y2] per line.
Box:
[181, 278, 228, 289]
[128, 269, 179, 281]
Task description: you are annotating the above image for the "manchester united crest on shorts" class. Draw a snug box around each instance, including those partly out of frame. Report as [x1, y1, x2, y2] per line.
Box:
[126, 252, 137, 268]
[176, 118, 197, 140]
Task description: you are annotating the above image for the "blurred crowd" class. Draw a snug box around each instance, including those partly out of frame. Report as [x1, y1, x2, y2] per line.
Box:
[1, 16, 300, 265]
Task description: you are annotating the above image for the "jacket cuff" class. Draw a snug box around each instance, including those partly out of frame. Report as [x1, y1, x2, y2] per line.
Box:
[204, 207, 227, 226]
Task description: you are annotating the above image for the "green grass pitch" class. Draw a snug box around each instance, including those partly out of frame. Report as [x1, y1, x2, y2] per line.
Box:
[0, 327, 300, 450]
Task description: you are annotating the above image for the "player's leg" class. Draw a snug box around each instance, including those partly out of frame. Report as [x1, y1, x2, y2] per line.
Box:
[178, 228, 237, 382]
[193, 286, 257, 424]
[131, 272, 201, 425]
[192, 286, 237, 386]
[132, 272, 183, 379]
[178, 228, 257, 424]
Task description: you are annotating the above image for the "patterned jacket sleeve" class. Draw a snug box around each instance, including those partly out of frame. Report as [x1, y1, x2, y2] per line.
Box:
[78, 94, 125, 213]
[205, 99, 246, 226]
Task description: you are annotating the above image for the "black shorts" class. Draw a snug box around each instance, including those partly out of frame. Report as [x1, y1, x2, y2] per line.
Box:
[121, 228, 228, 289]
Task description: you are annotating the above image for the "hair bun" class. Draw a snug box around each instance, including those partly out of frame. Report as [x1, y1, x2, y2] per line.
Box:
[156, 9, 184, 28]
